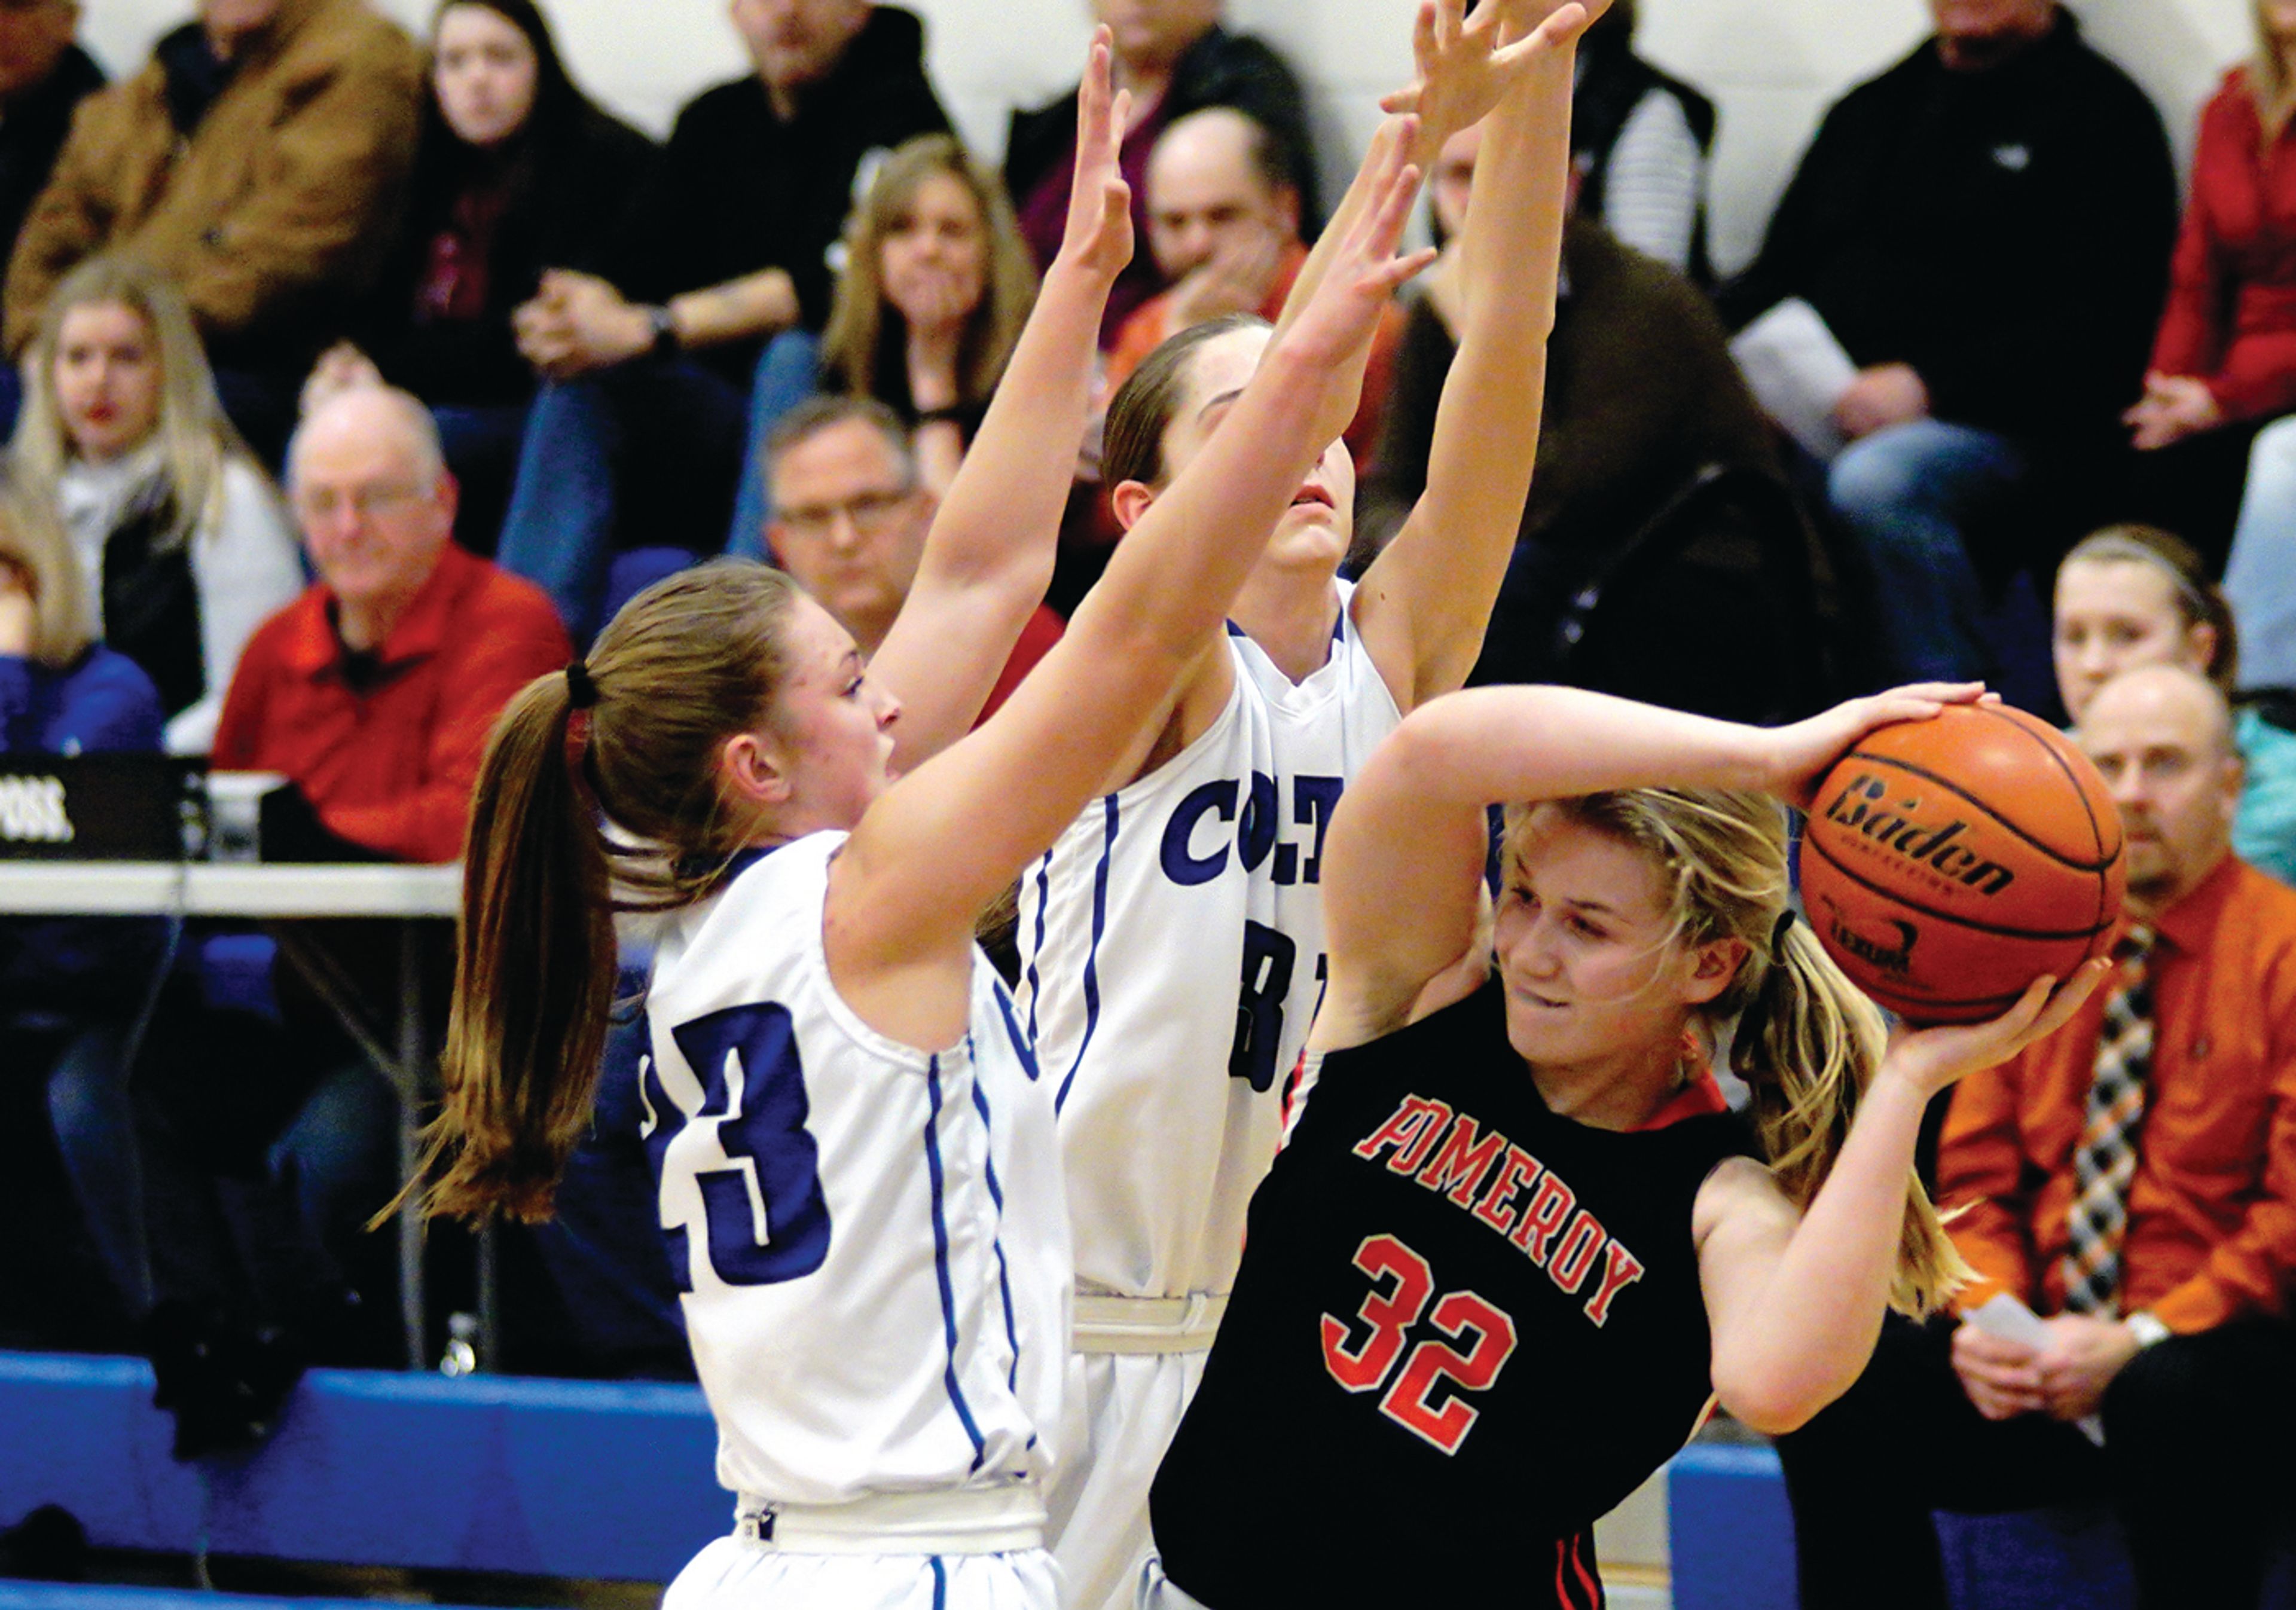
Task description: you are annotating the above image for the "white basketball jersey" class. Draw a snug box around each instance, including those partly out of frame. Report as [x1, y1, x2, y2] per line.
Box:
[1016, 585, 1402, 1299]
[641, 833, 1072, 1507]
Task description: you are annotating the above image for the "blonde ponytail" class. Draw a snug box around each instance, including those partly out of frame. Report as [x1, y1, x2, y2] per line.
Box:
[1734, 917, 1973, 1317]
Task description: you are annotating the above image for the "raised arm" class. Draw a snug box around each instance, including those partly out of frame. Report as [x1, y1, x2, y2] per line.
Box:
[1313, 682, 1982, 1047]
[1694, 970, 2104, 1434]
[866, 32, 1132, 769]
[1352, 2, 1590, 708]
[828, 133, 1433, 1043]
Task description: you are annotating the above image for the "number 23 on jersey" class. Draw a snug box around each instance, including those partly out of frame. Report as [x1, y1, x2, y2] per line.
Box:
[1321, 1233, 1519, 1455]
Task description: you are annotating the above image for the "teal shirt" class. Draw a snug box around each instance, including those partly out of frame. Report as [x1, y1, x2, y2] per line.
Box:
[2235, 706, 2296, 888]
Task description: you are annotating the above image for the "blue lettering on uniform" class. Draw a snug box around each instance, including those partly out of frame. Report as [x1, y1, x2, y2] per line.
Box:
[1162, 773, 1352, 888]
[1239, 773, 1278, 873]
[669, 1003, 832, 1287]
[1160, 780, 1239, 885]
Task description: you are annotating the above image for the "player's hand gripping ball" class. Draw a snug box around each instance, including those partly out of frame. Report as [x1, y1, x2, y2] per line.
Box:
[1797, 703, 2125, 1024]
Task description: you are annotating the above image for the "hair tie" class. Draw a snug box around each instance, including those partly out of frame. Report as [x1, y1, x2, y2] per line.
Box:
[1772, 906, 1798, 958]
[564, 661, 600, 710]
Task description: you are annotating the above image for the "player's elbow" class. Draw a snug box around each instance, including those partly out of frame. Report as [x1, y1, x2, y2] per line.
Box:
[1711, 1360, 1838, 1437]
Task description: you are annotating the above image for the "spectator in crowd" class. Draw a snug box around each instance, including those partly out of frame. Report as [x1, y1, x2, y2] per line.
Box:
[0, 0, 102, 308]
[1006, 0, 1315, 340]
[4, 0, 424, 465]
[11, 256, 303, 755]
[493, 0, 950, 638]
[2121, 0, 2296, 571]
[1775, 663, 2296, 1610]
[726, 132, 1037, 556]
[1360, 118, 1783, 694]
[303, 0, 657, 552]
[1107, 106, 1396, 463]
[2054, 523, 2296, 887]
[215, 385, 569, 860]
[1571, 0, 1713, 279]
[1718, 0, 2177, 694]
[764, 395, 1061, 719]
[0, 481, 166, 1339]
[126, 387, 569, 1440]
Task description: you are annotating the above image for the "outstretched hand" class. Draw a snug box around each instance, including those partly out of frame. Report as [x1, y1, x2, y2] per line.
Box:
[1763, 682, 1993, 811]
[1379, 0, 1602, 154]
[1275, 116, 1435, 446]
[1883, 962, 2111, 1102]
[1056, 28, 1133, 281]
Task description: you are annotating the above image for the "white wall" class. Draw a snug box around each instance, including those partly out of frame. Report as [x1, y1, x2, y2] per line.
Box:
[88, 0, 2249, 271]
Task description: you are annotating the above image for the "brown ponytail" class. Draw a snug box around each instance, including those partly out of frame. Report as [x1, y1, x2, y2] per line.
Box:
[404, 561, 802, 1225]
[1513, 789, 1971, 1317]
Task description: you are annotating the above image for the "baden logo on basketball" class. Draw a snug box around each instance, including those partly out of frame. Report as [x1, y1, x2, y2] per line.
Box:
[1820, 774, 2014, 897]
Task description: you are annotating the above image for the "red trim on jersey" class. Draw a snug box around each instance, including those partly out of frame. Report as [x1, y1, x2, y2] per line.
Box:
[1636, 1068, 1730, 1132]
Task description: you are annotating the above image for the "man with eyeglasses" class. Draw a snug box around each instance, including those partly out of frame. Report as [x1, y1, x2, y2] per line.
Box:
[213, 383, 569, 863]
[764, 394, 1061, 720]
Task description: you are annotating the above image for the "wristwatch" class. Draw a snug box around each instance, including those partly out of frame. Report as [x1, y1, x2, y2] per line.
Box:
[2124, 1310, 2172, 1349]
[642, 303, 680, 357]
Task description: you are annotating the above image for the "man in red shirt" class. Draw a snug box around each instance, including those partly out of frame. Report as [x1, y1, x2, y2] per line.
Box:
[764, 395, 1059, 723]
[1776, 663, 2296, 1608]
[215, 385, 570, 861]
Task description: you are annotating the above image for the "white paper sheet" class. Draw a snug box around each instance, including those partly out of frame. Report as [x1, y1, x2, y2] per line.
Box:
[1962, 1293, 2106, 1445]
[1729, 297, 1859, 462]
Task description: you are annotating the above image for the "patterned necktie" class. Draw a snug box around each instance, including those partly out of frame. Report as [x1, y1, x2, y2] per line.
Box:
[2057, 925, 2157, 1316]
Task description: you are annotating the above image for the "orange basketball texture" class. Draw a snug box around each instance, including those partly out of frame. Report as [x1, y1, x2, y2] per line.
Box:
[1796, 704, 2126, 1024]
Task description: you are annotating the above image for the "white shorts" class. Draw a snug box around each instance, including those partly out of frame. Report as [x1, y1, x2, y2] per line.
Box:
[664, 1535, 1061, 1610]
[1045, 1349, 1210, 1610]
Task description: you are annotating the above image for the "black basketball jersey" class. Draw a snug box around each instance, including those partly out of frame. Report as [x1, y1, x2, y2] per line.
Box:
[1150, 980, 1760, 1607]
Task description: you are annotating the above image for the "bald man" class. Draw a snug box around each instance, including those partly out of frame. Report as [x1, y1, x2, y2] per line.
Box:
[1777, 665, 2296, 1606]
[213, 386, 570, 863]
[1104, 106, 1300, 389]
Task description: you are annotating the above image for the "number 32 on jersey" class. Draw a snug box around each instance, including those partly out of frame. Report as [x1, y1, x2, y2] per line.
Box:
[1321, 1233, 1518, 1455]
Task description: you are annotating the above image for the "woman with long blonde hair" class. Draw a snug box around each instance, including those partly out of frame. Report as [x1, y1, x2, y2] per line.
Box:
[1141, 682, 2104, 1608]
[725, 133, 1039, 552]
[12, 255, 301, 753]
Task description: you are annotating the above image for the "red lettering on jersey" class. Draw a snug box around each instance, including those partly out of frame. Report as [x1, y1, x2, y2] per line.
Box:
[1417, 1114, 1507, 1208]
[1352, 1096, 1454, 1175]
[1321, 1233, 1435, 1393]
[1470, 1145, 1544, 1238]
[1582, 1239, 1647, 1327]
[1378, 1288, 1520, 1455]
[1550, 1210, 1605, 1294]
[1512, 1174, 1577, 1264]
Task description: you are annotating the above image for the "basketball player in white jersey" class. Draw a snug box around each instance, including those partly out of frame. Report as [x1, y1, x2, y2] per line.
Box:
[413, 35, 1443, 1608]
[1020, 5, 1607, 1603]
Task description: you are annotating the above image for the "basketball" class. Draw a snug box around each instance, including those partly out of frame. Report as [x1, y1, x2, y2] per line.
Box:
[1797, 703, 2126, 1025]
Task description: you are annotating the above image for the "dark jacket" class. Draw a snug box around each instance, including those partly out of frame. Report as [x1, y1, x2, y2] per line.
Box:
[355, 101, 657, 405]
[1360, 222, 1784, 691]
[1571, 28, 1715, 282]
[0, 43, 103, 300]
[1004, 23, 1318, 332]
[1716, 13, 2176, 460]
[604, 4, 949, 386]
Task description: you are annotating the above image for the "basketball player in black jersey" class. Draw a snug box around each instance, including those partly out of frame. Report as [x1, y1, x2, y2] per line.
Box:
[1141, 683, 2109, 1608]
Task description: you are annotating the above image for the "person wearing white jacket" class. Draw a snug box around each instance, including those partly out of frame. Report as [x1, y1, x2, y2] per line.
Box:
[13, 254, 304, 753]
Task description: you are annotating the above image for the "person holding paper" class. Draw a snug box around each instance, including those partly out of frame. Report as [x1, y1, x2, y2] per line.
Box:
[1717, 0, 2176, 702]
[1774, 662, 2296, 1610]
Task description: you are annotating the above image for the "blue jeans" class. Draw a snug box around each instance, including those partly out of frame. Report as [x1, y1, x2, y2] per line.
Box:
[494, 355, 747, 640]
[1827, 419, 2028, 686]
[2225, 413, 2296, 692]
[724, 328, 825, 561]
[431, 399, 531, 557]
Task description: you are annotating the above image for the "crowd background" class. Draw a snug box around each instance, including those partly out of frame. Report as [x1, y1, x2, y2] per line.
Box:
[85, 0, 2251, 279]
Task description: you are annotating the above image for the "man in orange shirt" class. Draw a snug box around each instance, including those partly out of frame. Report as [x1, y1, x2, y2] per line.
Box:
[1776, 662, 2296, 1609]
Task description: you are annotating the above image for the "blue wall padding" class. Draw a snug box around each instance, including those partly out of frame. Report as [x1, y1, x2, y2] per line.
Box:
[1667, 1443, 1798, 1610]
[0, 1353, 723, 1582]
[0, 1587, 487, 1610]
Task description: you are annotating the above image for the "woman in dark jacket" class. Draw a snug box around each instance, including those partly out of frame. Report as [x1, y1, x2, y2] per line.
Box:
[304, 0, 655, 550]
